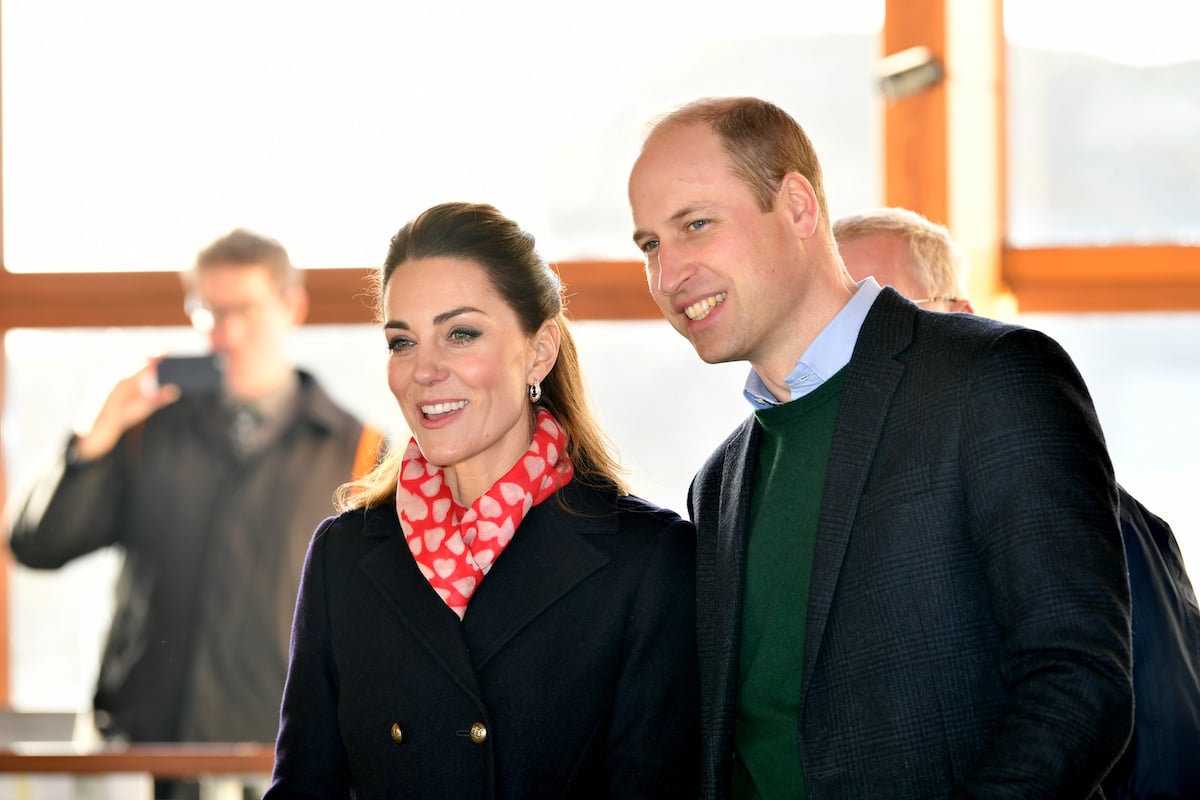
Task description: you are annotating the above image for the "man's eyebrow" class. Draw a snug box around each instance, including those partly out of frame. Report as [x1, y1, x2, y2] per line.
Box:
[384, 306, 483, 331]
[632, 206, 708, 244]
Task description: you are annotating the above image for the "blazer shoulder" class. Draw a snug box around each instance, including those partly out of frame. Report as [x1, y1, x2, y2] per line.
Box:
[689, 414, 757, 511]
[859, 296, 1085, 401]
[696, 415, 756, 475]
[861, 289, 1021, 358]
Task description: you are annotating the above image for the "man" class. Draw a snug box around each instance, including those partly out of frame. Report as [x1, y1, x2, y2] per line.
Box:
[8, 230, 382, 749]
[627, 96, 1133, 798]
[833, 207, 973, 315]
[835, 205, 1200, 800]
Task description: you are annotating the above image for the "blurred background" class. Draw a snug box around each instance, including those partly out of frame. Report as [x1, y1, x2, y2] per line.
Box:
[1, 0, 1197, 730]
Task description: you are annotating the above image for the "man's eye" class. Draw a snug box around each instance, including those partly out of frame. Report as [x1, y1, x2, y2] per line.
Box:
[640, 239, 659, 253]
[687, 219, 708, 232]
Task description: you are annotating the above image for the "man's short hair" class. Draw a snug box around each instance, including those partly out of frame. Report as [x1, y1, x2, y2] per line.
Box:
[833, 207, 968, 300]
[648, 96, 830, 220]
[188, 228, 302, 292]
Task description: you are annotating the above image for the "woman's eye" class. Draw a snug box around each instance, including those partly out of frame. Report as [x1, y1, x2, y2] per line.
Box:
[449, 327, 481, 343]
[387, 336, 414, 353]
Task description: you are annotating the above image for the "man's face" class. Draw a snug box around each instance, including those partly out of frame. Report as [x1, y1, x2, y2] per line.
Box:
[839, 230, 972, 313]
[628, 122, 803, 368]
[189, 263, 303, 400]
[838, 230, 927, 297]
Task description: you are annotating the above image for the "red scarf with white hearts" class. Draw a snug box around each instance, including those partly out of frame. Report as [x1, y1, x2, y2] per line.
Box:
[397, 408, 574, 619]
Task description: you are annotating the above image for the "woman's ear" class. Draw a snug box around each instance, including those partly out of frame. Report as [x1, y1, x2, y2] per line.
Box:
[527, 318, 561, 383]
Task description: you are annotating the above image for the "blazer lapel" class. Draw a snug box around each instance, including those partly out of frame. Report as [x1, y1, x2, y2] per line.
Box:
[692, 415, 760, 780]
[709, 418, 758, 692]
[358, 506, 483, 702]
[801, 291, 913, 699]
[462, 486, 611, 671]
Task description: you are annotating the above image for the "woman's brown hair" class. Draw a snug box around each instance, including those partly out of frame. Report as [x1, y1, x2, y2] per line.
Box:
[336, 202, 628, 511]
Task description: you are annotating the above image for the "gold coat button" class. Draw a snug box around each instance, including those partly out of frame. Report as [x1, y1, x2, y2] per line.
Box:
[390, 723, 404, 745]
[469, 722, 487, 744]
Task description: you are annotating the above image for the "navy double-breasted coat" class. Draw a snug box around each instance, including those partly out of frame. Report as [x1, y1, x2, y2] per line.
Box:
[267, 481, 700, 799]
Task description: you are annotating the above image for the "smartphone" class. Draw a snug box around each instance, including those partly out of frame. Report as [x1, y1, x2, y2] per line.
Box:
[157, 354, 224, 393]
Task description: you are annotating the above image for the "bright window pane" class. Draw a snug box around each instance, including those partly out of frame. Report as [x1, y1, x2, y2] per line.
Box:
[1005, 1, 1200, 246]
[2, 0, 884, 272]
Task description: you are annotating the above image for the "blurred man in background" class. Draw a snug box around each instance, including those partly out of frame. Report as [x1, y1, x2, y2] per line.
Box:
[8, 229, 382, 797]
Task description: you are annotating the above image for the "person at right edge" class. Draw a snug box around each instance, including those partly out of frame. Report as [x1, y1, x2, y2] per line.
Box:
[627, 95, 1133, 799]
[835, 205, 1200, 800]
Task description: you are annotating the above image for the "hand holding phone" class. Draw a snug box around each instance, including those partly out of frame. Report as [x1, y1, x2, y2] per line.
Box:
[156, 355, 224, 393]
[75, 356, 220, 461]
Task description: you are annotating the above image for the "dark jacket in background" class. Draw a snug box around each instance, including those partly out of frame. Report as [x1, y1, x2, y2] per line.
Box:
[265, 481, 700, 800]
[9, 370, 367, 744]
[1104, 488, 1200, 800]
[691, 289, 1133, 799]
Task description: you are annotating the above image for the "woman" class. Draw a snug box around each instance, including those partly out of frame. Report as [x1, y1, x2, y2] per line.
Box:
[265, 202, 699, 799]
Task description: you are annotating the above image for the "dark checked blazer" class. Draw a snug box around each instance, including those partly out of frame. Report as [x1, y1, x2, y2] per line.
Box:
[690, 288, 1133, 800]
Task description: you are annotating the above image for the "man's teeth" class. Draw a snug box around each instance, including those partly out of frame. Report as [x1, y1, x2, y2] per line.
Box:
[685, 292, 727, 321]
[422, 400, 467, 415]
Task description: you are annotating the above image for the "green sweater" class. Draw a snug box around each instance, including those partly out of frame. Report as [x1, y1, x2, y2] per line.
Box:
[732, 371, 844, 800]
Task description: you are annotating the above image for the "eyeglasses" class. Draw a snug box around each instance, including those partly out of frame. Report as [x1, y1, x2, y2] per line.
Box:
[913, 296, 960, 306]
[184, 296, 267, 332]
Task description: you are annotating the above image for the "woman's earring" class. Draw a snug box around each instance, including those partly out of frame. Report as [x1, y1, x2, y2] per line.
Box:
[528, 382, 542, 404]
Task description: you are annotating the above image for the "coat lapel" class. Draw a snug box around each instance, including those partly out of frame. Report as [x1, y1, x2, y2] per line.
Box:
[461, 486, 612, 670]
[801, 291, 913, 699]
[357, 506, 483, 701]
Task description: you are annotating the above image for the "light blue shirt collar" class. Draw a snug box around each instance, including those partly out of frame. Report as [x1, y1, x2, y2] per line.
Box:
[743, 277, 883, 409]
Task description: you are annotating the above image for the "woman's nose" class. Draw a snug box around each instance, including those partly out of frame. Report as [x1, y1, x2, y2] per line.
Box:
[412, 348, 446, 385]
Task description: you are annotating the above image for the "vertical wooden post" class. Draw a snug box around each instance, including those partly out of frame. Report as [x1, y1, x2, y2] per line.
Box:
[945, 0, 1013, 319]
[884, 0, 949, 226]
[0, 0, 12, 708]
[883, 0, 1013, 319]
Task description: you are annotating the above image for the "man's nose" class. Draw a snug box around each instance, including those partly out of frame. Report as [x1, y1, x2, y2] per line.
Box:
[207, 312, 246, 350]
[654, 243, 695, 296]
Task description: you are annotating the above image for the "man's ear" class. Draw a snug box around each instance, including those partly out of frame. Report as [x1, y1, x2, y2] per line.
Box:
[951, 297, 975, 314]
[527, 318, 561, 383]
[778, 172, 819, 239]
[287, 285, 310, 325]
